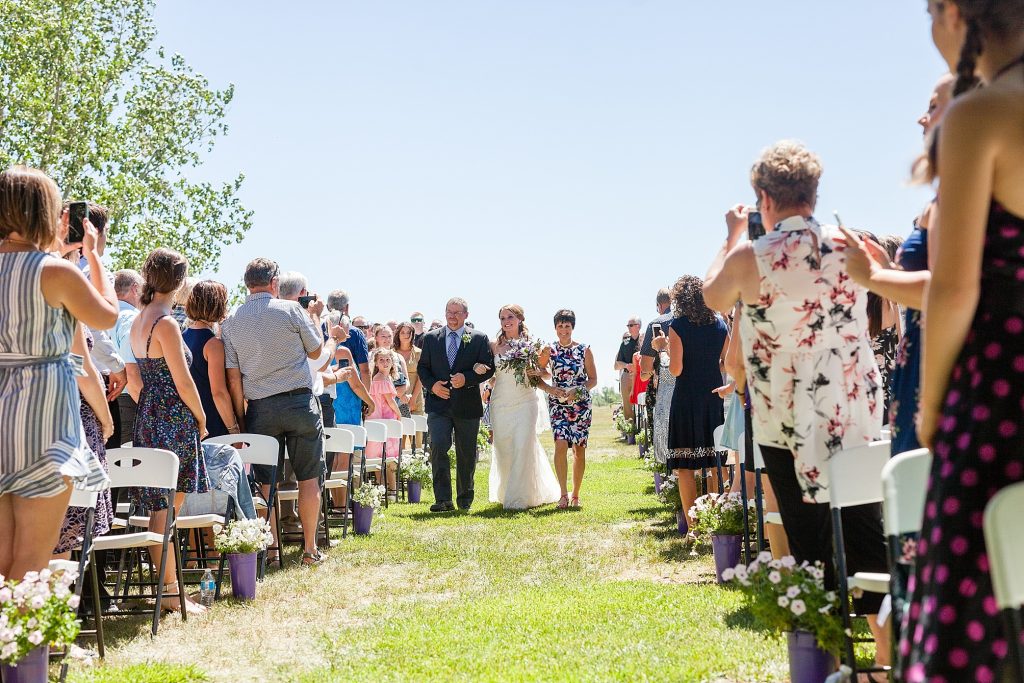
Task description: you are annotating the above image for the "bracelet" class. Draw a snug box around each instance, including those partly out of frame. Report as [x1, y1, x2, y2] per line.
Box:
[228, 424, 240, 433]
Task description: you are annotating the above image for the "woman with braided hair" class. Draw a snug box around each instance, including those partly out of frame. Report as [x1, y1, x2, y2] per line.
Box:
[902, 2, 1024, 680]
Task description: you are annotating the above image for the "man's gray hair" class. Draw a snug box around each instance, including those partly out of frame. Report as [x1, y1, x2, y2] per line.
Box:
[328, 289, 350, 312]
[447, 297, 469, 313]
[628, 314, 642, 325]
[244, 258, 279, 289]
[113, 269, 143, 298]
[278, 271, 308, 300]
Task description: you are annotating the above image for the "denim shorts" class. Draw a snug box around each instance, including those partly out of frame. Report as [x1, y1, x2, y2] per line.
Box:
[246, 392, 325, 484]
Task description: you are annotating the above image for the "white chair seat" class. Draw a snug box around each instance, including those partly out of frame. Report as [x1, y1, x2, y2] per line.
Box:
[116, 502, 131, 515]
[92, 530, 166, 551]
[111, 517, 127, 529]
[48, 559, 81, 574]
[764, 512, 783, 525]
[178, 513, 225, 529]
[277, 488, 299, 502]
[324, 478, 348, 490]
[850, 572, 890, 594]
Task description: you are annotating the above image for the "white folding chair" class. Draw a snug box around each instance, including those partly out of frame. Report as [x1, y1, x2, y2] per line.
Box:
[91, 448, 180, 638]
[399, 417, 418, 498]
[51, 487, 106, 677]
[204, 434, 279, 576]
[985, 480, 1024, 682]
[323, 427, 356, 538]
[367, 418, 403, 503]
[411, 414, 428, 452]
[827, 440, 892, 677]
[881, 447, 931, 670]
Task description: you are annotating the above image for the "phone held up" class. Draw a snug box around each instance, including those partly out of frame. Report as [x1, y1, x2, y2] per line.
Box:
[652, 323, 663, 336]
[747, 211, 766, 242]
[298, 294, 318, 309]
[66, 201, 88, 244]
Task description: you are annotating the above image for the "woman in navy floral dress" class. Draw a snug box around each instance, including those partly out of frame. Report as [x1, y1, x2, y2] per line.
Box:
[538, 310, 597, 509]
[129, 248, 209, 614]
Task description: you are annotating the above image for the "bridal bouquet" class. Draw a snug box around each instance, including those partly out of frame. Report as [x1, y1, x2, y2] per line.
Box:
[495, 337, 546, 388]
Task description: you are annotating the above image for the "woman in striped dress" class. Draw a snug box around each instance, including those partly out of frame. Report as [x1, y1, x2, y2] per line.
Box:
[0, 166, 118, 579]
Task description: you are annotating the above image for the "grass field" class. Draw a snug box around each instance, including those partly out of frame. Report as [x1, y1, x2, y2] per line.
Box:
[67, 406, 790, 683]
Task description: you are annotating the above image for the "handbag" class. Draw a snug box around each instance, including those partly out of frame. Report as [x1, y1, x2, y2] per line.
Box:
[720, 389, 745, 451]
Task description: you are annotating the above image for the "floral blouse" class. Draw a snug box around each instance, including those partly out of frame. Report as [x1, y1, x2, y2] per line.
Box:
[739, 215, 883, 503]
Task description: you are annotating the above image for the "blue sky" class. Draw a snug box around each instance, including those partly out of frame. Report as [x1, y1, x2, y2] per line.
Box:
[155, 1, 946, 388]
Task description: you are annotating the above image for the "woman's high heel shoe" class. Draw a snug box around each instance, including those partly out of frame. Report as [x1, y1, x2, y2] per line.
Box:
[557, 495, 569, 509]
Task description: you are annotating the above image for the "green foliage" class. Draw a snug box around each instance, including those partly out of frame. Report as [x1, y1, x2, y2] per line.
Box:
[71, 663, 208, 683]
[400, 452, 432, 484]
[690, 492, 755, 537]
[0, 0, 251, 272]
[725, 555, 846, 655]
[590, 386, 620, 407]
[227, 282, 247, 309]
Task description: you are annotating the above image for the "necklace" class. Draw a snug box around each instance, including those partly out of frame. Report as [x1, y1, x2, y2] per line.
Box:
[993, 51, 1024, 82]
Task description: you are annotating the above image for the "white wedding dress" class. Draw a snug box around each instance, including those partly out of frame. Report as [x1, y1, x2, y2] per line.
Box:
[488, 367, 561, 509]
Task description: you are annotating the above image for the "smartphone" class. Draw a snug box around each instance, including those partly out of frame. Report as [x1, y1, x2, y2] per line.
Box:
[833, 211, 844, 227]
[747, 211, 766, 241]
[652, 323, 663, 336]
[298, 294, 317, 309]
[67, 202, 88, 244]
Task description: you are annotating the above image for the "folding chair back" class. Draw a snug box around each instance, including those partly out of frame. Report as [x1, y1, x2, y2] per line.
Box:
[338, 423, 367, 449]
[323, 427, 356, 455]
[401, 417, 416, 438]
[364, 420, 388, 446]
[827, 440, 891, 509]
[881, 448, 931, 537]
[204, 433, 279, 467]
[411, 414, 428, 433]
[368, 418, 403, 442]
[68, 487, 100, 509]
[713, 425, 724, 449]
[986, 481, 1024, 610]
[106, 448, 179, 489]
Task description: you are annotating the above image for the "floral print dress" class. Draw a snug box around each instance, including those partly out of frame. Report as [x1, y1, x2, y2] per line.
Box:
[739, 215, 883, 503]
[546, 342, 592, 447]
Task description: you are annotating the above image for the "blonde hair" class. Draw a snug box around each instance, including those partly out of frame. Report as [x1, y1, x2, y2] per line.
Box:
[750, 140, 822, 211]
[0, 166, 62, 249]
[497, 304, 530, 345]
[371, 347, 399, 380]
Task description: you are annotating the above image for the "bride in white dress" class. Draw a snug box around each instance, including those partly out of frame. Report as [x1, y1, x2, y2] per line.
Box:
[480, 305, 560, 510]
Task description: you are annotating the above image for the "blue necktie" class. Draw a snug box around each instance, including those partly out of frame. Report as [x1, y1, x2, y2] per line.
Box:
[447, 330, 459, 369]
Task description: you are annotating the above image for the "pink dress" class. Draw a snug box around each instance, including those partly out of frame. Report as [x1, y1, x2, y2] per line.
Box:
[367, 374, 400, 460]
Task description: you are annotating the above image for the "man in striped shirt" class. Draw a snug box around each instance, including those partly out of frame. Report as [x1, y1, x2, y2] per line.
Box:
[222, 257, 327, 565]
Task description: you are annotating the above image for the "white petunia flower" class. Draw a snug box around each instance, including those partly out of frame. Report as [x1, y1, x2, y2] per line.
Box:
[758, 551, 773, 564]
[768, 571, 782, 584]
[722, 567, 735, 581]
[790, 599, 806, 616]
[778, 596, 790, 607]
[786, 586, 801, 598]
[780, 556, 796, 568]
[27, 630, 43, 645]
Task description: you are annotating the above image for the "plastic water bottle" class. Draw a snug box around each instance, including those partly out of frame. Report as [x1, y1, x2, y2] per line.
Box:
[199, 569, 215, 608]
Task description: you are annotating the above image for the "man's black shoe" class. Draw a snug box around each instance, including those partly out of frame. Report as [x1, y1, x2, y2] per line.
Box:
[429, 501, 455, 512]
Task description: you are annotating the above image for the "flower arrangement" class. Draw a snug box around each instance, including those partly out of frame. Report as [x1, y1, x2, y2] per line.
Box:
[657, 472, 683, 510]
[724, 554, 845, 654]
[689, 492, 756, 538]
[635, 429, 649, 447]
[401, 452, 432, 484]
[0, 569, 81, 664]
[494, 336, 546, 388]
[352, 481, 386, 511]
[213, 518, 273, 554]
[613, 411, 636, 437]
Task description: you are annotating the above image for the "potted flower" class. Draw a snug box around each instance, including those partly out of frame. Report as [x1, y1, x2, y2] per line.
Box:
[690, 492, 754, 582]
[656, 472, 688, 536]
[636, 428, 649, 456]
[213, 518, 273, 600]
[723, 555, 840, 683]
[351, 481, 386, 535]
[400, 452, 432, 503]
[0, 568, 81, 683]
[642, 454, 666, 493]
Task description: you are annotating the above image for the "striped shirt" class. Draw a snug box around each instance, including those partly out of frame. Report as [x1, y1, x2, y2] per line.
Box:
[221, 292, 323, 400]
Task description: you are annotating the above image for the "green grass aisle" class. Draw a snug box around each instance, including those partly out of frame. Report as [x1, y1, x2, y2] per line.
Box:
[68, 407, 789, 682]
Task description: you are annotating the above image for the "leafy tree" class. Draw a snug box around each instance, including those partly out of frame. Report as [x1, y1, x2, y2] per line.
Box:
[0, 0, 251, 272]
[591, 386, 621, 407]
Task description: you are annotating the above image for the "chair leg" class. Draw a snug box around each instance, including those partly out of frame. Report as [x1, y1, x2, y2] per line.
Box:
[174, 531, 186, 621]
[753, 468, 767, 552]
[90, 557, 105, 658]
[738, 462, 751, 566]
[832, 508, 858, 675]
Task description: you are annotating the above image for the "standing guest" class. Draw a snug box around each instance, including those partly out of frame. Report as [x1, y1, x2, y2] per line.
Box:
[651, 276, 728, 534]
[222, 258, 326, 566]
[538, 309, 597, 509]
[844, 74, 956, 455]
[366, 348, 402, 496]
[328, 291, 370, 390]
[855, 230, 902, 422]
[429, 319, 443, 331]
[331, 315, 375, 427]
[0, 166, 117, 579]
[171, 277, 196, 331]
[374, 325, 410, 417]
[395, 322, 424, 416]
[628, 342, 648, 415]
[640, 289, 675, 468]
[704, 141, 889, 665]
[410, 312, 426, 348]
[279, 272, 339, 427]
[386, 320, 398, 333]
[183, 281, 236, 439]
[108, 268, 144, 448]
[54, 325, 115, 559]
[128, 248, 210, 613]
[614, 316, 641, 421]
[904, 2, 1024, 680]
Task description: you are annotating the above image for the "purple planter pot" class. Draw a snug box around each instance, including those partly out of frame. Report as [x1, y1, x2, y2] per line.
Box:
[353, 502, 373, 535]
[0, 645, 49, 683]
[638, 443, 647, 457]
[675, 509, 688, 536]
[653, 471, 663, 493]
[787, 630, 836, 683]
[711, 534, 743, 583]
[408, 480, 422, 503]
[626, 433, 636, 445]
[228, 552, 258, 600]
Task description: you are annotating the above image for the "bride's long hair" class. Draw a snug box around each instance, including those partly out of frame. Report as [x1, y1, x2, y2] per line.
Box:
[496, 304, 530, 345]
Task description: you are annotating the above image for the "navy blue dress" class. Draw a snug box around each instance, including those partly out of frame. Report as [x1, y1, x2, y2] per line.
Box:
[183, 327, 228, 439]
[889, 225, 927, 455]
[666, 314, 728, 470]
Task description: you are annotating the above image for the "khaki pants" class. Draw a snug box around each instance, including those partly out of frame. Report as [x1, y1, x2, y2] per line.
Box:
[620, 371, 635, 421]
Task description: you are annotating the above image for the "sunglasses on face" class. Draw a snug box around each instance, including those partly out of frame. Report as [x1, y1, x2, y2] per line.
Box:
[411, 318, 423, 323]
